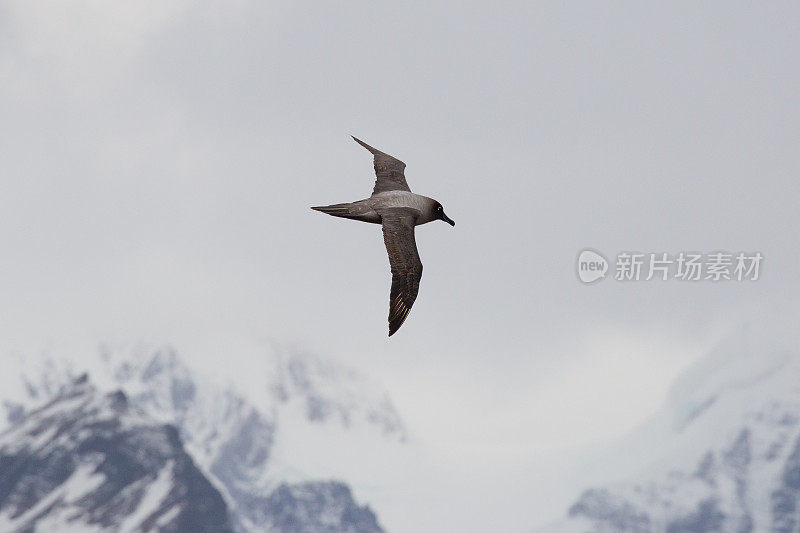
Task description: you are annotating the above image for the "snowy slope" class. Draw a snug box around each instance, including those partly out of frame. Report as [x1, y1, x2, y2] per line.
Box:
[0, 375, 233, 533]
[541, 327, 800, 532]
[0, 344, 397, 532]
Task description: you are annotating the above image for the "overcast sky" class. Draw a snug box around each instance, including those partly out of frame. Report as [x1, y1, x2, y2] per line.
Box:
[2, 1, 799, 529]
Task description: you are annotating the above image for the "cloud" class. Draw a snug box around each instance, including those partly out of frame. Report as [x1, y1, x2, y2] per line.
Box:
[1, 4, 799, 529]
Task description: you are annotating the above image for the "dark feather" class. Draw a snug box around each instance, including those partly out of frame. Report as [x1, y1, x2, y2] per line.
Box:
[351, 136, 411, 195]
[379, 208, 423, 336]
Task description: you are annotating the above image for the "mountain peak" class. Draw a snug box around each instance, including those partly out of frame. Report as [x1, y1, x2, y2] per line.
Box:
[0, 375, 234, 532]
[0, 344, 392, 533]
[547, 329, 800, 532]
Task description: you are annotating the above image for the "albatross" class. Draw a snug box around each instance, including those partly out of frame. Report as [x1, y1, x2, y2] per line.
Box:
[312, 136, 455, 336]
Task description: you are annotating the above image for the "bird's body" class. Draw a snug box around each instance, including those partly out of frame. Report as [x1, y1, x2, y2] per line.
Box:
[312, 191, 440, 225]
[312, 137, 454, 336]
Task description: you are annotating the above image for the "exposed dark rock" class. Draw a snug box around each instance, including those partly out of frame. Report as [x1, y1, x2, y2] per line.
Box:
[568, 488, 650, 532]
[666, 498, 726, 533]
[264, 481, 384, 533]
[0, 380, 234, 532]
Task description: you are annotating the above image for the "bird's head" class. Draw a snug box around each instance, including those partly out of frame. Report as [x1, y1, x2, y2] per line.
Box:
[433, 202, 455, 226]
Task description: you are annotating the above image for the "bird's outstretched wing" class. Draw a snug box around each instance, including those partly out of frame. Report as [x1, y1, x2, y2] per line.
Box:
[352, 136, 411, 195]
[379, 207, 423, 336]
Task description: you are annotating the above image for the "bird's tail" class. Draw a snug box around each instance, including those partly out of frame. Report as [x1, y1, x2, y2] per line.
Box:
[312, 202, 381, 224]
[311, 203, 360, 220]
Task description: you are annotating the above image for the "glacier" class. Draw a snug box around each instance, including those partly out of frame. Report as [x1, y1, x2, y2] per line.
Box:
[540, 327, 800, 532]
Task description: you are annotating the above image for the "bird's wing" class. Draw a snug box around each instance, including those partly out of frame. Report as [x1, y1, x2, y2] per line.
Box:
[379, 207, 423, 336]
[352, 136, 411, 195]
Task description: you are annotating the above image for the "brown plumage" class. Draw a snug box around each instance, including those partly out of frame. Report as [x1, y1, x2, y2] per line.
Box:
[380, 208, 423, 336]
[350, 136, 411, 195]
[312, 137, 454, 337]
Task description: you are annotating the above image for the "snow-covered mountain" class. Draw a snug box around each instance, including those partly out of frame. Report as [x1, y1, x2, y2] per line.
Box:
[0, 344, 399, 532]
[541, 328, 800, 532]
[0, 375, 233, 532]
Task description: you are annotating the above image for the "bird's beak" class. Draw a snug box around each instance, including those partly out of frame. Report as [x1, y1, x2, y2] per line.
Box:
[442, 214, 455, 226]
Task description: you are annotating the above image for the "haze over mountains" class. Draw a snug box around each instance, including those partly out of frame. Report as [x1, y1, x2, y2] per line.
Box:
[539, 327, 800, 532]
[2, 326, 798, 533]
[0, 344, 401, 532]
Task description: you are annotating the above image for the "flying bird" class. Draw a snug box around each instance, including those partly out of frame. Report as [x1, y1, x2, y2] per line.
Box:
[312, 136, 455, 336]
